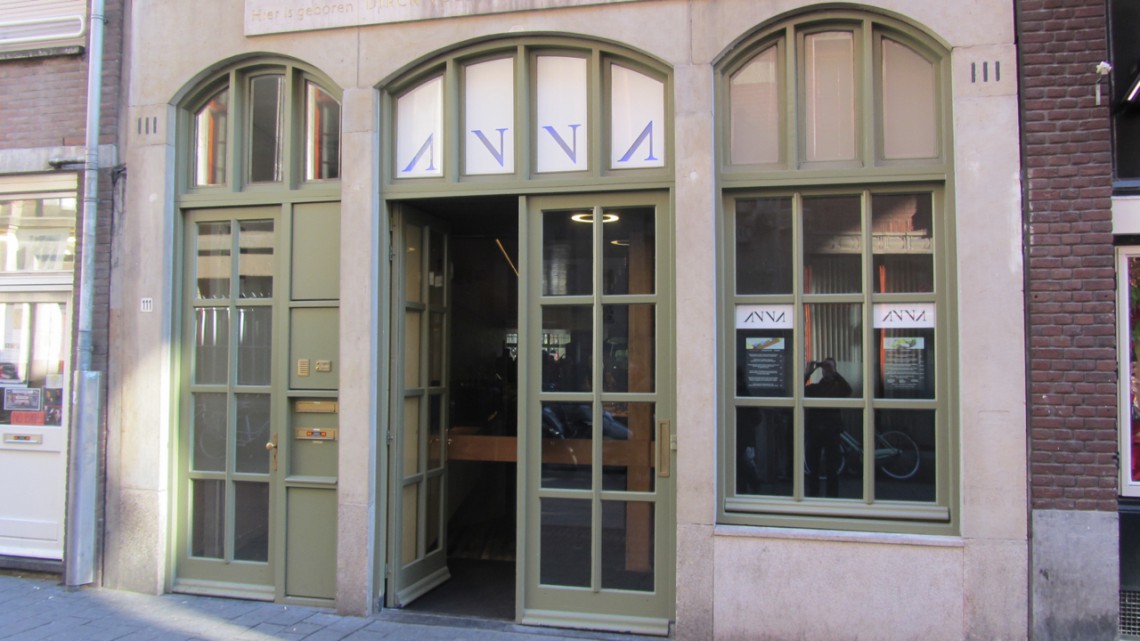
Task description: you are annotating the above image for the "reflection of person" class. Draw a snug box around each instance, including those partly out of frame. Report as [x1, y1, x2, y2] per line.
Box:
[804, 357, 851, 498]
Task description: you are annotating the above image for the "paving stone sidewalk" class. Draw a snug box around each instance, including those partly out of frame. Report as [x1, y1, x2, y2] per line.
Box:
[0, 572, 662, 641]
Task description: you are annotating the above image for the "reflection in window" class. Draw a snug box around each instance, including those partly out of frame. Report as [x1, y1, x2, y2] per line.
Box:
[196, 221, 232, 299]
[0, 302, 67, 427]
[803, 196, 862, 294]
[872, 194, 934, 293]
[0, 197, 77, 273]
[195, 89, 229, 186]
[736, 198, 792, 295]
[305, 82, 341, 180]
[249, 76, 285, 183]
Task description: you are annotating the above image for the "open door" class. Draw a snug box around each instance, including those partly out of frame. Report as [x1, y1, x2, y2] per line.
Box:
[387, 205, 451, 606]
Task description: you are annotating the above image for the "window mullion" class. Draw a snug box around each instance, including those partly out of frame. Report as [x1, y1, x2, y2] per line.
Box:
[860, 19, 875, 167]
[227, 70, 242, 192]
[861, 190, 875, 504]
[784, 26, 798, 170]
[792, 191, 805, 501]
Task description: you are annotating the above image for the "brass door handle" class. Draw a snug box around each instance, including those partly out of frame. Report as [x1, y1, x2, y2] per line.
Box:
[266, 435, 279, 471]
[658, 420, 671, 478]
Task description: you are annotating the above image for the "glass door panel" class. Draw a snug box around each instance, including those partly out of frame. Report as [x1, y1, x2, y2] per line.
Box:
[388, 206, 451, 607]
[178, 209, 278, 595]
[524, 194, 673, 635]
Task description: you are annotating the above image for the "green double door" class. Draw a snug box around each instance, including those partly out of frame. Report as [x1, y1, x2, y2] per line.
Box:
[387, 193, 675, 634]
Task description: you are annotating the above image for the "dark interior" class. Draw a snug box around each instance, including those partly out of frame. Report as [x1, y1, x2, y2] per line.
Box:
[402, 196, 519, 621]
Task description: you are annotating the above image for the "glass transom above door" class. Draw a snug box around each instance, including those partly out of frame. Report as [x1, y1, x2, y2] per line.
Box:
[391, 40, 669, 181]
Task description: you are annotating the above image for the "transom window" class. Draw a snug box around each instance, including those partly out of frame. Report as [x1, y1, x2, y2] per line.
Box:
[717, 12, 954, 533]
[723, 15, 943, 172]
[384, 38, 671, 183]
[187, 61, 341, 191]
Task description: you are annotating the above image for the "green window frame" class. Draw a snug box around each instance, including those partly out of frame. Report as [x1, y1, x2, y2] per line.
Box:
[379, 36, 673, 193]
[181, 60, 342, 195]
[716, 10, 956, 533]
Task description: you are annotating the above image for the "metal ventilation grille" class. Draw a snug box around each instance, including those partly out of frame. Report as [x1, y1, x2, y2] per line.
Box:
[1122, 590, 1140, 636]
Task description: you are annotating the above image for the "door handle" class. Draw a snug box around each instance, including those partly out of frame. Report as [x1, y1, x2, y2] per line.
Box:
[265, 434, 278, 472]
[657, 420, 671, 478]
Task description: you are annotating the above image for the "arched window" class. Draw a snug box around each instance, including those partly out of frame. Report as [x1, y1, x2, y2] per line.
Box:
[380, 37, 671, 188]
[182, 60, 342, 192]
[717, 10, 955, 533]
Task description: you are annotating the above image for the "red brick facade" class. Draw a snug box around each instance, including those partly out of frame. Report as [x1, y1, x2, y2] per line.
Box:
[1018, 0, 1118, 511]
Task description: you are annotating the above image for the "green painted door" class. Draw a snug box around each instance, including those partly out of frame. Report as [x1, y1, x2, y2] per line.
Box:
[387, 205, 451, 606]
[175, 207, 281, 599]
[522, 192, 674, 635]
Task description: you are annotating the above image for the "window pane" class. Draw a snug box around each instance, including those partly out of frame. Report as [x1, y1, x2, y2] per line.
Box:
[402, 483, 418, 564]
[730, 46, 781, 165]
[405, 223, 423, 304]
[238, 220, 274, 299]
[804, 304, 863, 398]
[736, 407, 793, 496]
[196, 221, 232, 300]
[874, 303, 935, 400]
[603, 304, 654, 393]
[602, 402, 655, 493]
[234, 393, 270, 474]
[542, 401, 592, 489]
[536, 56, 588, 173]
[192, 392, 227, 472]
[0, 197, 77, 273]
[804, 31, 856, 162]
[603, 206, 654, 296]
[194, 89, 229, 186]
[233, 481, 270, 561]
[736, 327, 794, 398]
[191, 479, 225, 558]
[540, 498, 590, 587]
[804, 196, 862, 294]
[404, 396, 420, 476]
[194, 308, 229, 385]
[464, 57, 515, 175]
[397, 76, 444, 178]
[803, 407, 863, 499]
[304, 82, 341, 180]
[736, 197, 793, 294]
[405, 310, 421, 388]
[601, 500, 654, 591]
[0, 303, 29, 386]
[429, 227, 445, 307]
[543, 211, 593, 296]
[881, 38, 937, 159]
[236, 306, 272, 386]
[1111, 0, 1140, 180]
[249, 76, 284, 183]
[872, 194, 933, 293]
[874, 410, 934, 501]
[541, 306, 592, 392]
[610, 64, 665, 169]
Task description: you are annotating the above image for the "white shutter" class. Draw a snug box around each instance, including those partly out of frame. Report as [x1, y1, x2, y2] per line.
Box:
[0, 0, 87, 53]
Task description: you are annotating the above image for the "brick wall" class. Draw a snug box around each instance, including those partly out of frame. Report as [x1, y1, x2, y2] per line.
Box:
[0, 0, 125, 149]
[1018, 0, 1118, 511]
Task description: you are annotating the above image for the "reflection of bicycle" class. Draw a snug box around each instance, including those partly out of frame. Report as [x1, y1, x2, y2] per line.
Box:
[805, 430, 920, 480]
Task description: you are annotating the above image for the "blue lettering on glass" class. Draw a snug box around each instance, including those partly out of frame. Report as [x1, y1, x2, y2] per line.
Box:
[542, 124, 581, 162]
[618, 121, 657, 163]
[401, 134, 436, 173]
[471, 128, 509, 167]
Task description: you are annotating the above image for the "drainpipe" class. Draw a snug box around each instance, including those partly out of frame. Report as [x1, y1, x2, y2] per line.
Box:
[64, 0, 105, 588]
